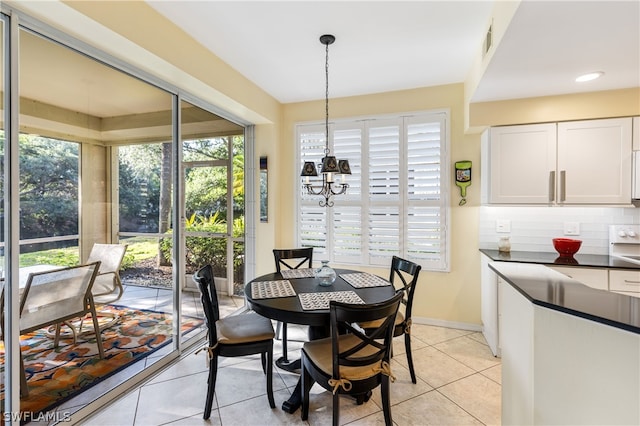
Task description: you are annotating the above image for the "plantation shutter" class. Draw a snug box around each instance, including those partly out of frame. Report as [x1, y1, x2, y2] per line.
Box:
[296, 111, 449, 271]
[405, 115, 447, 269]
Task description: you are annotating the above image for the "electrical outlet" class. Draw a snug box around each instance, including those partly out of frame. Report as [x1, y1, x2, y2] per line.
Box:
[564, 222, 580, 236]
[496, 219, 511, 233]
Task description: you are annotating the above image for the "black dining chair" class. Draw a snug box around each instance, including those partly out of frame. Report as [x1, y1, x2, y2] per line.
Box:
[359, 255, 422, 383]
[272, 248, 313, 362]
[193, 265, 276, 419]
[300, 291, 403, 426]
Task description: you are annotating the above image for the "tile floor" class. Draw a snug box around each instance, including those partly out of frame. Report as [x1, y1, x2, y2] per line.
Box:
[81, 286, 502, 426]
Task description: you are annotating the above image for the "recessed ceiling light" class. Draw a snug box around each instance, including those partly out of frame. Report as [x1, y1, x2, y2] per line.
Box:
[575, 72, 604, 82]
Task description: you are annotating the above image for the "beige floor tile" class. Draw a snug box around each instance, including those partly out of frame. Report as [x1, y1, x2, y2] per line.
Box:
[434, 335, 501, 372]
[481, 364, 502, 385]
[399, 345, 475, 388]
[438, 373, 502, 426]
[213, 358, 287, 408]
[391, 390, 484, 425]
[391, 332, 429, 358]
[218, 389, 303, 425]
[410, 324, 473, 346]
[135, 371, 209, 424]
[302, 384, 381, 426]
[165, 412, 223, 425]
[83, 390, 139, 425]
[147, 348, 209, 385]
[367, 359, 433, 407]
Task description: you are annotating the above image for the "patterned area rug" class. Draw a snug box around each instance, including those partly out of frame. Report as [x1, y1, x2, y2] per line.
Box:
[0, 305, 203, 420]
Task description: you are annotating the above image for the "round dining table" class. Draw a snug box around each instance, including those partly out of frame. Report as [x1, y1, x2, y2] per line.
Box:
[245, 268, 396, 413]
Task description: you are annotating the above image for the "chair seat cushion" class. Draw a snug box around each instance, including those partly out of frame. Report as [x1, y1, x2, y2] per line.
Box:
[216, 312, 274, 344]
[358, 311, 404, 330]
[302, 334, 384, 382]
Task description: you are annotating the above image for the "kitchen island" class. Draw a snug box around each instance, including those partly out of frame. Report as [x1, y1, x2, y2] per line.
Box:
[490, 262, 639, 425]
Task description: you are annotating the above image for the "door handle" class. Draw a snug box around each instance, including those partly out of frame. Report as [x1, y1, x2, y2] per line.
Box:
[549, 171, 556, 202]
[560, 170, 566, 202]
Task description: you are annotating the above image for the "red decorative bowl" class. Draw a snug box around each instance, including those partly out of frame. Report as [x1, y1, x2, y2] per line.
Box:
[552, 238, 582, 257]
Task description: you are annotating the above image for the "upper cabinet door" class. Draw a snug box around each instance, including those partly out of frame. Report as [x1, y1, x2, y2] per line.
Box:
[557, 118, 632, 205]
[489, 123, 557, 204]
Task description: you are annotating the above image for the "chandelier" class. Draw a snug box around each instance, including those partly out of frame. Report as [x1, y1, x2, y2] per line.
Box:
[301, 34, 351, 207]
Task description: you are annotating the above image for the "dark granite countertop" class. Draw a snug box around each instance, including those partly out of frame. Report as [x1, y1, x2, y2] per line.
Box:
[480, 249, 640, 269]
[488, 262, 640, 334]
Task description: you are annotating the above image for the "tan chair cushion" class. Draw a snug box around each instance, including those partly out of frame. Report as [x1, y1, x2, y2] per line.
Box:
[303, 334, 385, 382]
[359, 311, 404, 330]
[216, 312, 275, 344]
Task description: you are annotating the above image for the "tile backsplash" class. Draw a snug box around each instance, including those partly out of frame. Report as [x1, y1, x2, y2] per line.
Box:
[479, 206, 639, 255]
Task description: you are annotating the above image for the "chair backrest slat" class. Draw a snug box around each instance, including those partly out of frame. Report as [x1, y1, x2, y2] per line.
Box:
[389, 256, 421, 319]
[273, 248, 313, 273]
[329, 291, 403, 375]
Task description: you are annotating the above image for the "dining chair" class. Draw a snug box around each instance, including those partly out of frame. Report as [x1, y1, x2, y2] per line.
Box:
[272, 247, 313, 362]
[193, 264, 276, 419]
[1, 262, 104, 397]
[359, 255, 422, 383]
[300, 291, 403, 426]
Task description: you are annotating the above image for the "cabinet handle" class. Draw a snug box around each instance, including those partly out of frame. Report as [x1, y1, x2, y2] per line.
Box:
[623, 280, 640, 286]
[560, 170, 566, 202]
[549, 171, 556, 202]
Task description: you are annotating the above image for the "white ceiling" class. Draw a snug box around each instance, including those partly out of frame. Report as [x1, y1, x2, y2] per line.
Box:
[147, 0, 639, 104]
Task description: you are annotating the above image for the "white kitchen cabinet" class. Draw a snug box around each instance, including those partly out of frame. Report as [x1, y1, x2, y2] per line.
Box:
[480, 255, 500, 356]
[488, 117, 633, 205]
[489, 123, 556, 204]
[557, 118, 632, 204]
[609, 269, 640, 295]
[548, 266, 608, 290]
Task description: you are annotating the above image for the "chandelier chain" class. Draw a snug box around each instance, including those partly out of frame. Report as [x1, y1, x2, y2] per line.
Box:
[324, 40, 330, 156]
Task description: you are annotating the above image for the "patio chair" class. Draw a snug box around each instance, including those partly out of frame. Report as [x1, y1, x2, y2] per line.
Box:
[87, 243, 128, 305]
[194, 264, 276, 419]
[358, 255, 422, 383]
[300, 291, 403, 426]
[3, 262, 104, 397]
[272, 248, 313, 363]
[77, 243, 128, 333]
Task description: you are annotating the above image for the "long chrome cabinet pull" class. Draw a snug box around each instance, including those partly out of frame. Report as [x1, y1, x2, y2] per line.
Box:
[623, 280, 640, 285]
[560, 170, 566, 202]
[549, 171, 556, 202]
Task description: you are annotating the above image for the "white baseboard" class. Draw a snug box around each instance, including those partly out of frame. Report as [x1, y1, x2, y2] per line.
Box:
[412, 316, 482, 332]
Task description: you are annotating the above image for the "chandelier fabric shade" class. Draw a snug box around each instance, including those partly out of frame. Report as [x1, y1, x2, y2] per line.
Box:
[300, 34, 351, 207]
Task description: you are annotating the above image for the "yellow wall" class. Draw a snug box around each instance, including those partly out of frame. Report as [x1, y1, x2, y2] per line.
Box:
[469, 88, 640, 127]
[277, 84, 483, 326]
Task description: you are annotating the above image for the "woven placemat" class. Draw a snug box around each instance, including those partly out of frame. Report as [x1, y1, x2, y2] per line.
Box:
[280, 268, 315, 279]
[340, 272, 391, 288]
[251, 280, 296, 299]
[298, 290, 364, 310]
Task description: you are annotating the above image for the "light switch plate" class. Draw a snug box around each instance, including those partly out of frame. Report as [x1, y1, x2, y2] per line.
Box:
[496, 219, 511, 233]
[564, 222, 580, 236]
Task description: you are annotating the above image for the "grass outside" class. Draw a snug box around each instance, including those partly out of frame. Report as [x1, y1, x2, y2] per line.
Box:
[16, 236, 160, 269]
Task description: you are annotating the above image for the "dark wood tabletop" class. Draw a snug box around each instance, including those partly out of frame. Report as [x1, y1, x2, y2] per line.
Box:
[245, 269, 396, 327]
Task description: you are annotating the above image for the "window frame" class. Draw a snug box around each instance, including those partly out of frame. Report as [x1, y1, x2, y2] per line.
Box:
[295, 109, 451, 272]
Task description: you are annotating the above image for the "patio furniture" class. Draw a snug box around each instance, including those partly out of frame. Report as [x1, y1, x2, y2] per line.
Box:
[1, 262, 104, 397]
[75, 243, 128, 334]
[87, 243, 128, 305]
